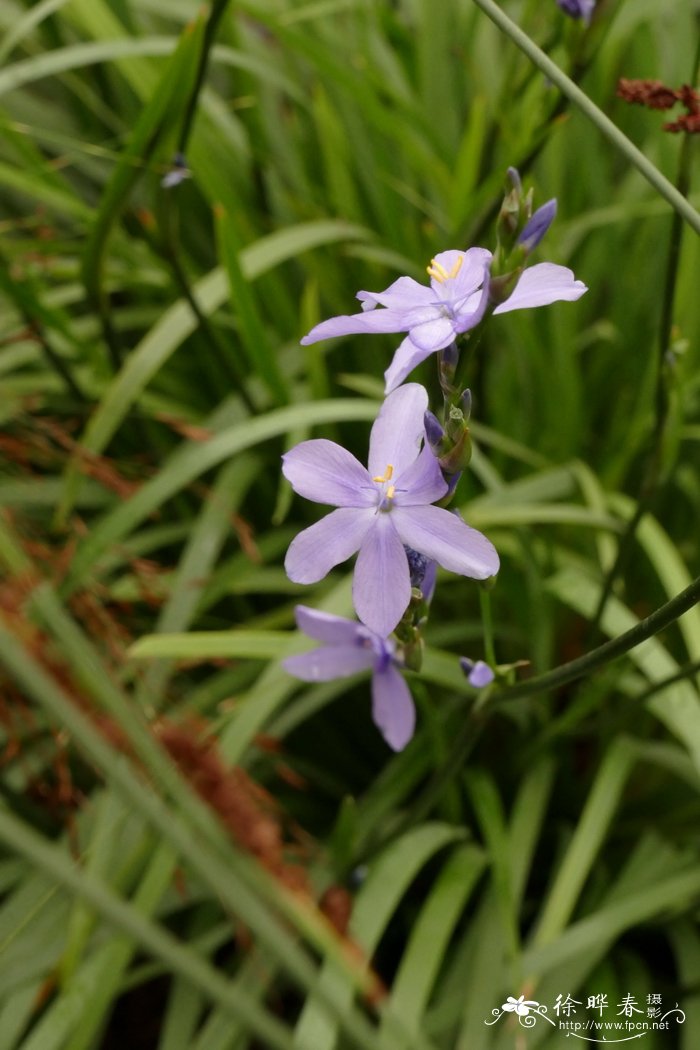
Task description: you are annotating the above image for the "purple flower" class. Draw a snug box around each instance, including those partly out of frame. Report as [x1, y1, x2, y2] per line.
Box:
[283, 605, 415, 750]
[556, 0, 595, 23]
[460, 657, 495, 688]
[301, 248, 587, 392]
[161, 152, 191, 189]
[282, 384, 499, 637]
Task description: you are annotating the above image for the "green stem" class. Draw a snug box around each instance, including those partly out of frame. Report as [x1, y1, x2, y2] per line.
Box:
[635, 658, 700, 705]
[479, 587, 497, 667]
[411, 572, 700, 822]
[591, 25, 700, 629]
[178, 0, 232, 154]
[494, 572, 700, 705]
[470, 0, 700, 236]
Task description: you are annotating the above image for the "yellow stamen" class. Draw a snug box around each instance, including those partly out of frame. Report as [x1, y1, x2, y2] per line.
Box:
[372, 463, 394, 483]
[386, 485, 396, 500]
[426, 258, 449, 283]
[426, 255, 464, 284]
[449, 256, 464, 279]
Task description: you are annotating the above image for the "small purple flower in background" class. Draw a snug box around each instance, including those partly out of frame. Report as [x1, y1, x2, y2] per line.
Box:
[161, 152, 191, 189]
[282, 606, 415, 750]
[556, 0, 595, 24]
[301, 248, 587, 392]
[282, 383, 498, 637]
[460, 657, 495, 688]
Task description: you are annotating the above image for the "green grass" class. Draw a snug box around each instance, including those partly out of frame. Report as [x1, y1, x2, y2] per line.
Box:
[1, 1, 700, 1047]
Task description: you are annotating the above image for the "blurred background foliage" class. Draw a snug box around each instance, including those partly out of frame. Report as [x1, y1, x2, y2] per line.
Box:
[1, 0, 700, 1047]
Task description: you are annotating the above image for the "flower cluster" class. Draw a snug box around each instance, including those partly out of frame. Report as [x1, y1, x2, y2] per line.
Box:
[282, 172, 587, 749]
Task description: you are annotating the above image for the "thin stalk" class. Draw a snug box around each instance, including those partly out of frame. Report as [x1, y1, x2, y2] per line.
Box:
[178, 0, 232, 155]
[592, 26, 700, 628]
[494, 572, 700, 705]
[409, 571, 700, 822]
[634, 658, 700, 706]
[157, 203, 258, 415]
[165, 239, 258, 414]
[0, 250, 87, 404]
[479, 588, 497, 668]
[470, 0, 700, 236]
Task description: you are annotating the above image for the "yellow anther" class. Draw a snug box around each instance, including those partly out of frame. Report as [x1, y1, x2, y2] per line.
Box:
[449, 255, 464, 279]
[426, 258, 449, 283]
[372, 463, 394, 483]
[386, 485, 396, 500]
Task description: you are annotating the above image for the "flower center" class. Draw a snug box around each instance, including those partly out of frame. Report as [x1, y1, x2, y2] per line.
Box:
[426, 255, 463, 284]
[372, 463, 396, 510]
[356, 628, 396, 669]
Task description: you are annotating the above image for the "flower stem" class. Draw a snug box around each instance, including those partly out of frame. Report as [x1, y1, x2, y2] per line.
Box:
[178, 0, 232, 154]
[409, 572, 700, 823]
[591, 24, 700, 630]
[470, 0, 700, 236]
[494, 572, 700, 705]
[479, 587, 497, 668]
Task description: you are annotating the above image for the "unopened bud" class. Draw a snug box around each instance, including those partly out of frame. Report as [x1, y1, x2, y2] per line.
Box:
[461, 655, 495, 688]
[459, 658, 495, 688]
[507, 167, 522, 193]
[461, 388, 472, 421]
[518, 198, 557, 253]
[424, 410, 445, 453]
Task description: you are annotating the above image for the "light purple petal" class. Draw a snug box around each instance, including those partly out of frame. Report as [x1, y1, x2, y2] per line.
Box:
[493, 262, 587, 314]
[368, 383, 429, 478]
[285, 507, 374, 584]
[353, 515, 411, 636]
[282, 439, 373, 508]
[371, 663, 415, 751]
[433, 247, 491, 302]
[282, 645, 374, 682]
[384, 337, 436, 394]
[393, 445, 448, 506]
[469, 660, 495, 688]
[407, 316, 456, 353]
[452, 283, 491, 334]
[357, 276, 435, 311]
[392, 505, 499, 579]
[293, 605, 362, 645]
[301, 308, 409, 344]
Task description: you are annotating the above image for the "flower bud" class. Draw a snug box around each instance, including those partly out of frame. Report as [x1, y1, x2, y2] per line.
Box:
[556, 0, 595, 24]
[461, 388, 472, 422]
[459, 658, 495, 688]
[424, 410, 445, 453]
[517, 198, 557, 253]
